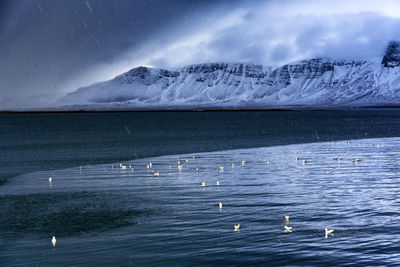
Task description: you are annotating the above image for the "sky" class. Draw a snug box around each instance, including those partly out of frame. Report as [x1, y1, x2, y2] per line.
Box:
[2, 0, 400, 108]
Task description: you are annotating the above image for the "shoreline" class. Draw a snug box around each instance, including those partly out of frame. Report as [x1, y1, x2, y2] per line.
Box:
[2, 105, 400, 113]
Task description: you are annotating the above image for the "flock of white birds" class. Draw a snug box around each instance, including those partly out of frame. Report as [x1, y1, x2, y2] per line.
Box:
[49, 141, 386, 248]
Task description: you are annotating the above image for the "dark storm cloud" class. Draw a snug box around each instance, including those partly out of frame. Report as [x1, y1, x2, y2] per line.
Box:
[0, 0, 244, 107]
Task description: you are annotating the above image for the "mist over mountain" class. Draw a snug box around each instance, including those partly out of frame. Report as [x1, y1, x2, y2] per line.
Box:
[59, 41, 400, 109]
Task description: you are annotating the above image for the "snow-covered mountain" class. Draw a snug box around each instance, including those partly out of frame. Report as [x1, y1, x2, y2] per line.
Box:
[60, 42, 400, 109]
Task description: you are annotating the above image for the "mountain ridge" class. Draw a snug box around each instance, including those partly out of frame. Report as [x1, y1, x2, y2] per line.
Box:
[60, 42, 400, 109]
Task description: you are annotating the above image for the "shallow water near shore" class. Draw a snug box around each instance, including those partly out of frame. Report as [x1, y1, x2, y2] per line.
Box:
[1, 136, 400, 265]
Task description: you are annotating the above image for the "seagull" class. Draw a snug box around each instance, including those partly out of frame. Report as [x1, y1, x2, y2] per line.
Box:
[178, 161, 182, 165]
[285, 215, 289, 223]
[121, 165, 127, 170]
[295, 157, 299, 161]
[153, 170, 160, 176]
[265, 161, 270, 165]
[220, 166, 224, 172]
[178, 165, 183, 172]
[284, 225, 292, 233]
[52, 236, 56, 247]
[353, 158, 360, 163]
[195, 168, 199, 172]
[335, 157, 341, 161]
[80, 166, 83, 171]
[192, 155, 196, 159]
[48, 177, 52, 183]
[217, 181, 220, 186]
[242, 160, 246, 165]
[302, 160, 308, 165]
[325, 228, 334, 238]
[201, 181, 206, 187]
[111, 165, 114, 169]
[185, 159, 189, 164]
[219, 202, 222, 209]
[232, 163, 235, 168]
[234, 224, 240, 231]
[169, 165, 173, 169]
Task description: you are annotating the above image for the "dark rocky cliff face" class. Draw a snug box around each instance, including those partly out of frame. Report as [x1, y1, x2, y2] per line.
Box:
[382, 41, 400, 67]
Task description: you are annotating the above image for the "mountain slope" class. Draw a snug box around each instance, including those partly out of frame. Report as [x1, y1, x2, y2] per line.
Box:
[61, 42, 400, 109]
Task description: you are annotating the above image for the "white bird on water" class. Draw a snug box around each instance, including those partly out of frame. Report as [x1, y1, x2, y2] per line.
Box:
[284, 225, 292, 233]
[217, 181, 220, 186]
[220, 166, 224, 172]
[48, 177, 52, 183]
[285, 215, 289, 223]
[325, 228, 334, 238]
[242, 160, 246, 165]
[178, 165, 183, 172]
[219, 202, 222, 209]
[52, 236, 56, 247]
[234, 224, 240, 231]
[232, 163, 235, 168]
[153, 170, 160, 176]
[201, 181, 206, 187]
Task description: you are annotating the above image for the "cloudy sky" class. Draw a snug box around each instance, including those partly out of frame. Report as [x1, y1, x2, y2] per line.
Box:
[1, 0, 400, 107]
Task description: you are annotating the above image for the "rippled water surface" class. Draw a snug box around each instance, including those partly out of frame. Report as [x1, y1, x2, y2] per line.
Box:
[1, 137, 400, 265]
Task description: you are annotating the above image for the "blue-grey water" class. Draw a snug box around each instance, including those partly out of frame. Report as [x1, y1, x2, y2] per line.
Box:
[1, 110, 400, 265]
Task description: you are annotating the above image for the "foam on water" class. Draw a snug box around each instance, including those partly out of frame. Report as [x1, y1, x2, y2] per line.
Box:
[1, 137, 400, 265]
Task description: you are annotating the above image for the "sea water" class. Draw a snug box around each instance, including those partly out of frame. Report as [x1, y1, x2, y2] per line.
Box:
[1, 111, 400, 265]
